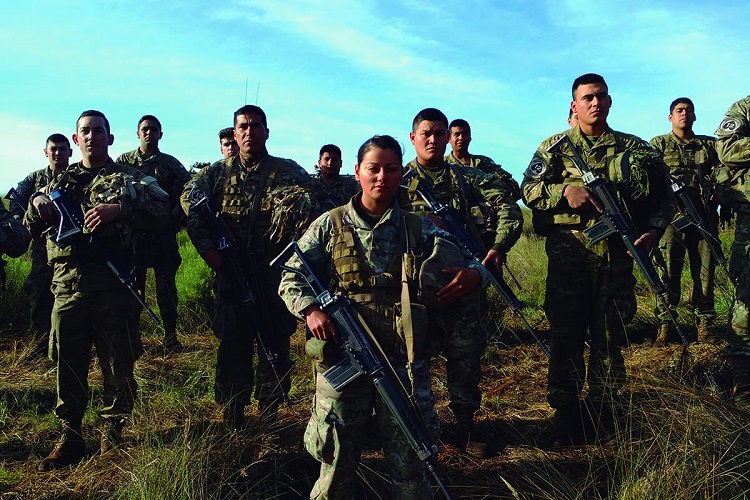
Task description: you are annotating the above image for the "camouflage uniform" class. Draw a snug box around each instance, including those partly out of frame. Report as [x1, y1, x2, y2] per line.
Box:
[445, 151, 505, 176]
[181, 153, 315, 415]
[521, 126, 675, 417]
[23, 159, 169, 430]
[313, 171, 360, 211]
[116, 149, 192, 343]
[279, 195, 487, 499]
[0, 201, 31, 287]
[649, 132, 720, 329]
[399, 159, 522, 420]
[11, 167, 56, 357]
[715, 96, 750, 403]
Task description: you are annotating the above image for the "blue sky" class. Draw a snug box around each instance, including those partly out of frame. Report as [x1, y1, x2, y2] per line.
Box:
[1, 0, 748, 191]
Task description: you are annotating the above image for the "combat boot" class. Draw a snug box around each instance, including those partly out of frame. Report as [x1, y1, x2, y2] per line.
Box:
[551, 405, 585, 448]
[38, 422, 85, 471]
[654, 322, 672, 347]
[697, 318, 720, 344]
[223, 404, 247, 432]
[100, 418, 126, 454]
[162, 331, 184, 353]
[454, 409, 490, 459]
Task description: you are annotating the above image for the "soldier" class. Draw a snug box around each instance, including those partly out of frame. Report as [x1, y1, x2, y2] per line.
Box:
[181, 104, 315, 429]
[26, 110, 169, 471]
[313, 144, 359, 211]
[219, 127, 238, 158]
[279, 134, 487, 499]
[0, 201, 30, 266]
[521, 74, 675, 446]
[714, 96, 750, 408]
[11, 133, 72, 362]
[399, 108, 523, 458]
[117, 115, 192, 351]
[568, 109, 579, 128]
[650, 98, 721, 345]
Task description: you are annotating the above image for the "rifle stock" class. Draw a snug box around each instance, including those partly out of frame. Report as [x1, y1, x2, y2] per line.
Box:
[271, 241, 454, 499]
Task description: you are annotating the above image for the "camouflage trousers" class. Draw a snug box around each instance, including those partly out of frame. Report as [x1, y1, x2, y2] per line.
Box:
[544, 231, 635, 410]
[727, 211, 750, 348]
[135, 232, 182, 335]
[212, 270, 296, 409]
[654, 221, 717, 321]
[23, 247, 53, 353]
[51, 286, 142, 425]
[304, 358, 438, 500]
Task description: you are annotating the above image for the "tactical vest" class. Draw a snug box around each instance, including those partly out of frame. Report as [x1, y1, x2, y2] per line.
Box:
[220, 157, 283, 221]
[329, 206, 423, 356]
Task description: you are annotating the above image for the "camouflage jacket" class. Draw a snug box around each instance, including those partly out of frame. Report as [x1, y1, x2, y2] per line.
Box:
[116, 148, 191, 229]
[445, 151, 506, 177]
[399, 158, 523, 254]
[521, 125, 676, 238]
[313, 172, 360, 211]
[182, 153, 317, 263]
[23, 158, 170, 291]
[649, 132, 719, 198]
[0, 202, 30, 259]
[715, 96, 750, 212]
[11, 166, 57, 254]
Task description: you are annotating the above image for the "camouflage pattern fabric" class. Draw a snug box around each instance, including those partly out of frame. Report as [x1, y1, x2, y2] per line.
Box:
[445, 151, 510, 178]
[279, 195, 485, 499]
[23, 158, 170, 426]
[182, 153, 316, 410]
[650, 132, 721, 323]
[716, 97, 750, 346]
[313, 172, 360, 211]
[522, 126, 676, 410]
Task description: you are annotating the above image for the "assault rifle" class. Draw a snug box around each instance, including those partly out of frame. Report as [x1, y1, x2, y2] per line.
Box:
[401, 169, 551, 357]
[187, 186, 292, 404]
[546, 135, 690, 346]
[668, 177, 729, 274]
[271, 241, 454, 499]
[48, 188, 161, 324]
[5, 187, 26, 215]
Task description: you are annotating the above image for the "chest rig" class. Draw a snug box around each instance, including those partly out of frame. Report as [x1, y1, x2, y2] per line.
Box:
[329, 207, 423, 356]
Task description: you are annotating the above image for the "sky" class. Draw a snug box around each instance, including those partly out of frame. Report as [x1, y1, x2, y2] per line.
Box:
[1, 0, 749, 192]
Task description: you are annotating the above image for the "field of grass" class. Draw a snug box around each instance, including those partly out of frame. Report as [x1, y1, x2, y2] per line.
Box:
[0, 213, 747, 499]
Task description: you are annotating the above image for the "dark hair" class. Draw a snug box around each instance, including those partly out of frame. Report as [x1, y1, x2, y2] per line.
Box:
[77, 110, 110, 134]
[449, 118, 470, 131]
[219, 127, 234, 140]
[356, 135, 403, 165]
[234, 105, 267, 127]
[137, 114, 162, 130]
[571, 73, 607, 99]
[46, 133, 70, 148]
[412, 108, 448, 132]
[669, 97, 694, 114]
[319, 144, 341, 159]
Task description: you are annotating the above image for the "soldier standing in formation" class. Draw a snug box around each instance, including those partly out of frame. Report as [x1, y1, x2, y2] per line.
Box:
[117, 115, 192, 351]
[182, 104, 315, 430]
[313, 144, 360, 211]
[219, 127, 239, 159]
[521, 73, 676, 446]
[11, 134, 72, 361]
[400, 107, 523, 458]
[279, 134, 488, 499]
[650, 98, 721, 345]
[26, 110, 169, 471]
[715, 96, 750, 407]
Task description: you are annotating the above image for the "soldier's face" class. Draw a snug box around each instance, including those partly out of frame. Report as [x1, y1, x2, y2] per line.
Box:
[449, 126, 471, 154]
[73, 116, 113, 164]
[137, 119, 162, 148]
[44, 140, 72, 170]
[410, 120, 448, 166]
[355, 146, 402, 207]
[669, 103, 696, 131]
[571, 83, 610, 128]
[220, 137, 238, 158]
[234, 113, 268, 155]
[318, 152, 342, 177]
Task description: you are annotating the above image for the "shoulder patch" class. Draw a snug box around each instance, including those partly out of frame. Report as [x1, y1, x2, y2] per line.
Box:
[524, 157, 548, 179]
[716, 117, 743, 137]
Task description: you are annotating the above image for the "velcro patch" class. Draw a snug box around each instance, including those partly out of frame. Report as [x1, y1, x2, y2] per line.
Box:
[524, 156, 548, 179]
[716, 117, 744, 137]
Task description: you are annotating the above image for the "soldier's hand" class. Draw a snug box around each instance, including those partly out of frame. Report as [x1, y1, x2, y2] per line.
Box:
[437, 267, 481, 305]
[32, 194, 58, 221]
[563, 185, 602, 212]
[482, 248, 505, 274]
[202, 248, 223, 271]
[632, 228, 660, 255]
[84, 203, 120, 232]
[304, 305, 338, 343]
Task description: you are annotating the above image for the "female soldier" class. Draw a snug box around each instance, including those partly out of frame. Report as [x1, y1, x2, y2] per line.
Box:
[279, 135, 487, 499]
